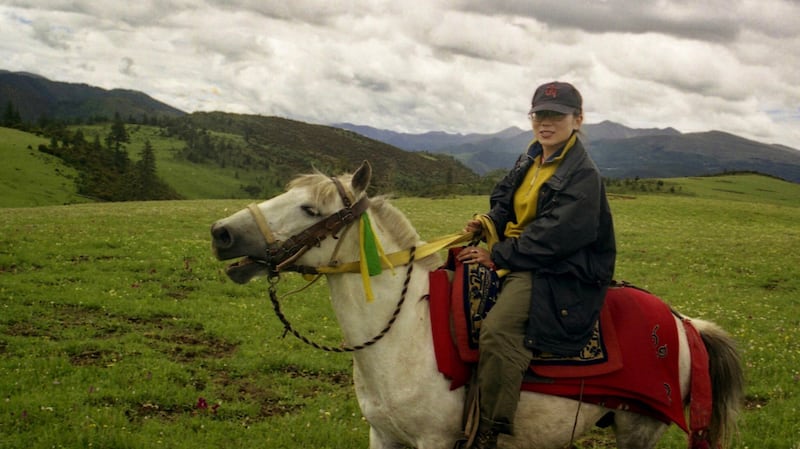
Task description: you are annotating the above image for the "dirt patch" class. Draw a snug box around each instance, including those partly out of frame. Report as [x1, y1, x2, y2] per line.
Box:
[761, 278, 794, 291]
[282, 364, 352, 387]
[164, 283, 197, 300]
[2, 302, 110, 340]
[1, 301, 239, 365]
[69, 255, 118, 264]
[215, 371, 304, 418]
[145, 327, 238, 362]
[744, 394, 769, 410]
[0, 263, 43, 273]
[68, 348, 122, 367]
[124, 401, 194, 423]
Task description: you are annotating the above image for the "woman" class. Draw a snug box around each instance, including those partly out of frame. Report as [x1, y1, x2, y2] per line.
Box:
[457, 81, 616, 449]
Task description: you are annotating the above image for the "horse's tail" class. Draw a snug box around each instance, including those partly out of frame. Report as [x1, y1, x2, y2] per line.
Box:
[691, 318, 745, 448]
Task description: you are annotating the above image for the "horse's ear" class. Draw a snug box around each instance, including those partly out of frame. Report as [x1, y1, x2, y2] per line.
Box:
[351, 160, 372, 194]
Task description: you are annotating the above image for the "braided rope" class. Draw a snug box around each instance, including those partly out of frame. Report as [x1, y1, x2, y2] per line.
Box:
[267, 247, 417, 353]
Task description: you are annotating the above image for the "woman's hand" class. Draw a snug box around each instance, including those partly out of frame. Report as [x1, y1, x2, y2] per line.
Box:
[456, 246, 495, 270]
[463, 219, 483, 234]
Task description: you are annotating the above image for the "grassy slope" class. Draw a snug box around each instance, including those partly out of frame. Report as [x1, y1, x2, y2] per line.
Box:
[0, 176, 798, 448]
[0, 124, 296, 204]
[77, 124, 263, 199]
[0, 127, 88, 207]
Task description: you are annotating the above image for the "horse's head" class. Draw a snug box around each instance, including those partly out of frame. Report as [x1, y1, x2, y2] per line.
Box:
[211, 161, 373, 284]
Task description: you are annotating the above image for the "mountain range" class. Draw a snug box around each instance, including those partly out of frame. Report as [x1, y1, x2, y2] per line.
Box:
[3, 70, 800, 183]
[0, 69, 185, 123]
[335, 122, 800, 182]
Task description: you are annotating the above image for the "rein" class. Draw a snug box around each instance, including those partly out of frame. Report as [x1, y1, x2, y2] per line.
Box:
[267, 247, 417, 353]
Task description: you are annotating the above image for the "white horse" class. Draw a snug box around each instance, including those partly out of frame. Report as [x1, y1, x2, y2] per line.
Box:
[211, 161, 744, 449]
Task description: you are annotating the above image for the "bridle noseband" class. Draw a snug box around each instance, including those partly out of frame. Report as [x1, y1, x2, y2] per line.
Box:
[247, 177, 369, 274]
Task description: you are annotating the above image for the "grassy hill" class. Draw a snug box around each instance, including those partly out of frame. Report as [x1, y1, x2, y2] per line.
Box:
[0, 127, 88, 207]
[2, 112, 484, 207]
[175, 112, 480, 196]
[67, 124, 258, 200]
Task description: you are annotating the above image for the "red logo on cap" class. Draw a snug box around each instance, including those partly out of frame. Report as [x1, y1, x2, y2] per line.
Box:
[544, 84, 558, 98]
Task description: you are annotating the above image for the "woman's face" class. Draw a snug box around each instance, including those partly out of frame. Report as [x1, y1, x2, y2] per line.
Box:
[531, 111, 583, 153]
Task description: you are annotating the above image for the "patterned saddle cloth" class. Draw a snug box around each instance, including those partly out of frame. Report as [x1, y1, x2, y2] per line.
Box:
[435, 248, 621, 378]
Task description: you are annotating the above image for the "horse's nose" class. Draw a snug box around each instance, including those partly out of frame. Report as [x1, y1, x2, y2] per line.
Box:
[211, 222, 234, 249]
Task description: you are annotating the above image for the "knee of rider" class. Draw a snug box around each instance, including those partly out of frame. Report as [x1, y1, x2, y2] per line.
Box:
[479, 315, 509, 348]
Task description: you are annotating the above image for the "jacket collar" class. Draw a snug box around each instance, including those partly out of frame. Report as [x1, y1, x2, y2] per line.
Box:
[520, 133, 587, 191]
[525, 131, 578, 163]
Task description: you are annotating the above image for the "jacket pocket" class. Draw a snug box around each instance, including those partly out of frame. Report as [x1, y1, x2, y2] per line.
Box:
[549, 274, 596, 334]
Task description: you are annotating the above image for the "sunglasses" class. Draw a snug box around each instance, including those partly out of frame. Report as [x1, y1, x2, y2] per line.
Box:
[527, 110, 569, 122]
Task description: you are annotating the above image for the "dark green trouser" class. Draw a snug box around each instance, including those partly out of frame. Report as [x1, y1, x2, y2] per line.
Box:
[476, 271, 533, 435]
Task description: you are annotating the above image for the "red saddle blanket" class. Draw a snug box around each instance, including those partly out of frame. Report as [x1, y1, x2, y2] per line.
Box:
[428, 270, 696, 434]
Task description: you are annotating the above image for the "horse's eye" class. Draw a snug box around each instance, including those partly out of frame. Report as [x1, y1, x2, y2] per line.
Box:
[301, 205, 321, 217]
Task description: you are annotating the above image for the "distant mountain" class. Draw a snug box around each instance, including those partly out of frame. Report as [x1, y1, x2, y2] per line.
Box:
[334, 122, 526, 151]
[0, 70, 185, 123]
[335, 121, 681, 154]
[583, 120, 681, 141]
[586, 131, 800, 181]
[336, 121, 800, 182]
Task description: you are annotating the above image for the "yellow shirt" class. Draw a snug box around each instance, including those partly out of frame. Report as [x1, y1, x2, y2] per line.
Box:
[504, 134, 577, 238]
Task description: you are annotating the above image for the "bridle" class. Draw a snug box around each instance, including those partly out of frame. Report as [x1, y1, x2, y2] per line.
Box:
[247, 176, 370, 276]
[246, 176, 417, 353]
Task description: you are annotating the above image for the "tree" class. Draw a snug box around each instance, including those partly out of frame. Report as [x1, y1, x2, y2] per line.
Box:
[105, 113, 130, 172]
[3, 100, 22, 127]
[106, 112, 130, 151]
[136, 139, 158, 199]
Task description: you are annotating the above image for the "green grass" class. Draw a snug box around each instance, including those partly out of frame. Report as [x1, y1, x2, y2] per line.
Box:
[1, 175, 799, 448]
[0, 127, 88, 207]
[675, 174, 799, 206]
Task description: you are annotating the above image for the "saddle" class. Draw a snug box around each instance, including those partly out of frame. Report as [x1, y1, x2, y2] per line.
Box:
[431, 248, 621, 380]
[427, 248, 713, 447]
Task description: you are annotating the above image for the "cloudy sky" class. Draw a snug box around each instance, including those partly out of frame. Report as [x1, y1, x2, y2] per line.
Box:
[2, 0, 799, 149]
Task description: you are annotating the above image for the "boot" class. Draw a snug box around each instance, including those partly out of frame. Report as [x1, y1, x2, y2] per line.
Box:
[470, 428, 498, 449]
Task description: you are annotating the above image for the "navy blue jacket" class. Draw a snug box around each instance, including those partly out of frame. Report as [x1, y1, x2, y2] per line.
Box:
[488, 137, 616, 355]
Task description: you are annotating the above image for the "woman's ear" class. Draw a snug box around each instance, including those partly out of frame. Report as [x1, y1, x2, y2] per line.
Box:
[574, 112, 584, 131]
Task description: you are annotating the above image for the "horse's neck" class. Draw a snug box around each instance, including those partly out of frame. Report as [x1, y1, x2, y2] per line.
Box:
[326, 265, 431, 350]
[325, 214, 436, 373]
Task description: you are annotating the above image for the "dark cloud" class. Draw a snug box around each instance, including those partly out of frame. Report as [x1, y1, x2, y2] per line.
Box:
[457, 0, 759, 42]
[31, 21, 70, 49]
[118, 57, 135, 76]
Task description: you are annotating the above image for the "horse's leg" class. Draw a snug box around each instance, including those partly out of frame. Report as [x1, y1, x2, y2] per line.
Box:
[611, 411, 669, 449]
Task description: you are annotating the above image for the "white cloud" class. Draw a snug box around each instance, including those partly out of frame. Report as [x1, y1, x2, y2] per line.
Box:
[0, 0, 798, 149]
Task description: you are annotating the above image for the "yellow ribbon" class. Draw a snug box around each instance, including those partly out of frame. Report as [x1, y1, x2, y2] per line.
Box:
[473, 214, 510, 278]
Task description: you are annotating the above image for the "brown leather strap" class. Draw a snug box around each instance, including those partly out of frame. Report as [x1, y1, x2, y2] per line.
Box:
[330, 177, 353, 208]
[271, 195, 370, 271]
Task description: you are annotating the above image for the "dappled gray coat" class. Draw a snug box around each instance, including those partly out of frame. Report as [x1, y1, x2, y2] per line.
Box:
[488, 137, 616, 356]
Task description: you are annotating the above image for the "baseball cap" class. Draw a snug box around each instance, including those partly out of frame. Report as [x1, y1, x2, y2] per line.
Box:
[530, 82, 582, 114]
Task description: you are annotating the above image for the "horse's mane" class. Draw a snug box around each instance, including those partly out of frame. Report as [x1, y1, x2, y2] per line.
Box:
[287, 171, 441, 270]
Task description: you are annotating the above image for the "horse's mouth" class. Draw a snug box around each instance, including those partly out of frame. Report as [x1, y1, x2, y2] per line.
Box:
[225, 257, 270, 284]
